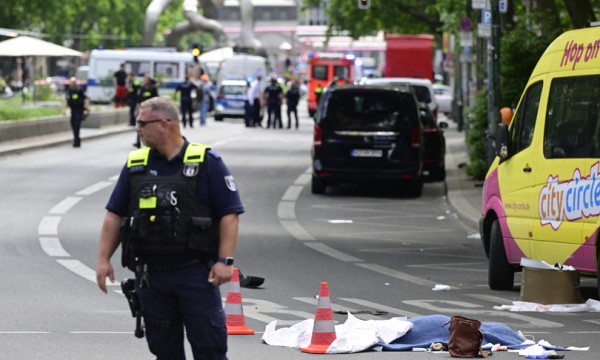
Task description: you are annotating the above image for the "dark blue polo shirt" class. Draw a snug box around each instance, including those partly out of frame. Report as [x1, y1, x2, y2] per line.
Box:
[106, 141, 244, 265]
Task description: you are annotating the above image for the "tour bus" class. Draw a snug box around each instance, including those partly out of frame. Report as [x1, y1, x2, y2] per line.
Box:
[480, 25, 600, 297]
[307, 53, 354, 117]
[86, 49, 199, 103]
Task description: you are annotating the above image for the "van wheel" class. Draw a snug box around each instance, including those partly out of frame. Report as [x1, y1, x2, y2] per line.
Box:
[214, 115, 223, 121]
[488, 219, 514, 290]
[311, 176, 326, 194]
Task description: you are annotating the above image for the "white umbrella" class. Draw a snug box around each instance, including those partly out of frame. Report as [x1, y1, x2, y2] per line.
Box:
[0, 36, 82, 57]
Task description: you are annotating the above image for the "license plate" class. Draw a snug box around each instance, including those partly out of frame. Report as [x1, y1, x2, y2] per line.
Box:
[228, 100, 244, 108]
[351, 149, 383, 157]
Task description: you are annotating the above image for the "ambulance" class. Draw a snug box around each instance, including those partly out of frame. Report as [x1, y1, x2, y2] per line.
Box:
[480, 25, 600, 296]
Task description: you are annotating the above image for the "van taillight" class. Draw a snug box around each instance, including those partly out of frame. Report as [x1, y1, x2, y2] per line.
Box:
[411, 128, 421, 148]
[314, 124, 322, 146]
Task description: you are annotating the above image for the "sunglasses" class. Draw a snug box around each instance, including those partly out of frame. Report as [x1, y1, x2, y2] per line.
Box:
[136, 119, 166, 128]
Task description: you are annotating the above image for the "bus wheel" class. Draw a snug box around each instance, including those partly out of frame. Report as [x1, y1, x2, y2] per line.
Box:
[488, 220, 514, 290]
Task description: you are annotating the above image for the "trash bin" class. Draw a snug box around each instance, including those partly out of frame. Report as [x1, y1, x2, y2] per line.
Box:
[520, 267, 583, 305]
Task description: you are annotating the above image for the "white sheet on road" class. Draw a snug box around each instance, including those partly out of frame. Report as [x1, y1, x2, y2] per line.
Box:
[261, 312, 413, 354]
[494, 298, 600, 312]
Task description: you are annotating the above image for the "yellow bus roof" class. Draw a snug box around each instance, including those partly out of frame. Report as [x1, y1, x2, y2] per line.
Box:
[530, 26, 600, 78]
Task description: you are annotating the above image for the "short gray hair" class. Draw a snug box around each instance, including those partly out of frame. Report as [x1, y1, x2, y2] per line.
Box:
[139, 97, 180, 122]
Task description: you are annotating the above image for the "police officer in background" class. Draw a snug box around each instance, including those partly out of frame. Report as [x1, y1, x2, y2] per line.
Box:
[62, 77, 89, 148]
[126, 72, 141, 127]
[174, 74, 198, 128]
[96, 96, 243, 359]
[133, 74, 159, 148]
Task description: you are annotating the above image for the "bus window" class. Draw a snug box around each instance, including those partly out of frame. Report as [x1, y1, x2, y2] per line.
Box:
[333, 65, 349, 80]
[127, 61, 150, 77]
[312, 65, 328, 80]
[155, 62, 180, 82]
[95, 59, 121, 86]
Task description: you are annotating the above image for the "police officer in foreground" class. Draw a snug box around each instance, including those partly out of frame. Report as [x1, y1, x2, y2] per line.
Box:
[96, 96, 244, 359]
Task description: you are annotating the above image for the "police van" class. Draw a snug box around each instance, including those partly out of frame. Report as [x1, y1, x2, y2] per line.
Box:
[86, 49, 199, 103]
[480, 25, 600, 296]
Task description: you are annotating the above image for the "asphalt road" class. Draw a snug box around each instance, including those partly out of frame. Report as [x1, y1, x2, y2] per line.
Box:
[0, 106, 598, 359]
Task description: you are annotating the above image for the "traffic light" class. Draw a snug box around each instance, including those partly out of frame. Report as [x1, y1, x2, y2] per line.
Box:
[358, 0, 370, 9]
[192, 44, 201, 63]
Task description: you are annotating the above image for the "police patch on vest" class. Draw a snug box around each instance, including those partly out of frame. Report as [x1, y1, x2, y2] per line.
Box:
[224, 175, 237, 191]
[183, 163, 200, 177]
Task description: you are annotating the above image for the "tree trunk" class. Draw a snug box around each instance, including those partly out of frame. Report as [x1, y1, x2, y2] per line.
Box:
[563, 0, 597, 28]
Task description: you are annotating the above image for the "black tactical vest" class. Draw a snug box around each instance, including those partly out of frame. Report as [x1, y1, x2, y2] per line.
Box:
[120, 143, 218, 270]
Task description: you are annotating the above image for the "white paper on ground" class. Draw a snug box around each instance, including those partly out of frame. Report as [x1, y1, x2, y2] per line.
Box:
[262, 312, 413, 354]
[493, 299, 600, 312]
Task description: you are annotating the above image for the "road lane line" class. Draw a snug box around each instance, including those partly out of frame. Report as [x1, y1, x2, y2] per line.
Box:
[303, 242, 363, 262]
[356, 263, 437, 287]
[39, 237, 70, 257]
[282, 185, 303, 201]
[277, 201, 296, 219]
[48, 196, 82, 215]
[279, 220, 316, 241]
[56, 259, 119, 286]
[38, 216, 61, 236]
[76, 181, 113, 196]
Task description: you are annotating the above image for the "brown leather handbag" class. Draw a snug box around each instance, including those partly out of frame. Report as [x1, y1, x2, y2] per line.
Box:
[444, 315, 489, 358]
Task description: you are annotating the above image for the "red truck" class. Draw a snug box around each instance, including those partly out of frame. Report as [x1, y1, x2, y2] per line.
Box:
[384, 34, 434, 80]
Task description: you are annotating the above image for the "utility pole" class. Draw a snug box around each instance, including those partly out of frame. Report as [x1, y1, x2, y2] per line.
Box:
[486, 0, 501, 167]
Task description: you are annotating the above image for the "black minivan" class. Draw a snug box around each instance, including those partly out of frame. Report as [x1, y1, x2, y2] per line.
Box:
[311, 85, 424, 196]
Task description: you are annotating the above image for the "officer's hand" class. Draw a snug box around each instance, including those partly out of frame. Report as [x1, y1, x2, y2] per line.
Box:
[96, 260, 115, 293]
[208, 263, 233, 286]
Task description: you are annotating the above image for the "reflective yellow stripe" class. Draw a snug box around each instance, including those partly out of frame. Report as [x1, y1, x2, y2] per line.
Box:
[184, 143, 211, 163]
[127, 147, 151, 168]
[139, 197, 157, 209]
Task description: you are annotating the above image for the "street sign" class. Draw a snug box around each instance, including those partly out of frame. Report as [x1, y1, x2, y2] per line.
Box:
[460, 16, 473, 32]
[478, 23, 491, 38]
[482, 10, 492, 25]
[499, 0, 508, 13]
[460, 32, 473, 47]
[472, 0, 485, 9]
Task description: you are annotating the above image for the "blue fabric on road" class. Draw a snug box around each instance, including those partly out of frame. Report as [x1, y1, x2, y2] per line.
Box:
[380, 314, 530, 351]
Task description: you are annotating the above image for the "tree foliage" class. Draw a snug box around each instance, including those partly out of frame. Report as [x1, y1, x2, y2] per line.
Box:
[0, 0, 186, 51]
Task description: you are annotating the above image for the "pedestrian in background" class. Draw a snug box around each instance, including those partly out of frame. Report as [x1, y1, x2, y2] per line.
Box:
[314, 83, 323, 106]
[174, 74, 198, 128]
[62, 77, 89, 148]
[126, 72, 141, 127]
[249, 75, 263, 127]
[198, 74, 211, 126]
[113, 63, 128, 108]
[285, 80, 301, 129]
[243, 81, 253, 127]
[264, 77, 283, 129]
[133, 74, 158, 148]
[96, 96, 243, 360]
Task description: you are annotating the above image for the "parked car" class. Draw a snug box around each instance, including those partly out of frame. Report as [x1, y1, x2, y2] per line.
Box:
[432, 84, 453, 116]
[418, 103, 448, 181]
[214, 80, 247, 121]
[359, 77, 439, 120]
[311, 84, 424, 196]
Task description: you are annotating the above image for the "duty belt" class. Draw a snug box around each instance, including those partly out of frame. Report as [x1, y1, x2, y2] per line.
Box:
[135, 259, 204, 273]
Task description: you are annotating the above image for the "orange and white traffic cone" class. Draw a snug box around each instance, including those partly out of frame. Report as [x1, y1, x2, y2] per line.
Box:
[224, 267, 255, 335]
[300, 282, 337, 354]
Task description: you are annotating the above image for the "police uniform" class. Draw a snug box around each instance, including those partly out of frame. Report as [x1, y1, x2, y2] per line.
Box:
[65, 86, 87, 147]
[106, 141, 244, 359]
[175, 80, 198, 128]
[133, 82, 158, 148]
[127, 78, 141, 126]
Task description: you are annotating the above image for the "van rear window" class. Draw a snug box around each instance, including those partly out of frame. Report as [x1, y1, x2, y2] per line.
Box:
[322, 90, 417, 131]
[544, 75, 600, 159]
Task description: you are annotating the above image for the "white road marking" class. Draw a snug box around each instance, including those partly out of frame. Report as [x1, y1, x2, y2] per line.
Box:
[356, 263, 437, 287]
[76, 181, 113, 196]
[39, 237, 70, 257]
[279, 220, 315, 241]
[48, 196, 82, 215]
[38, 216, 61, 236]
[277, 201, 296, 220]
[282, 185, 304, 201]
[303, 242, 363, 262]
[56, 259, 121, 286]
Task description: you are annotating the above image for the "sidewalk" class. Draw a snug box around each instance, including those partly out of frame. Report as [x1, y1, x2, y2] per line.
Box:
[0, 118, 483, 232]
